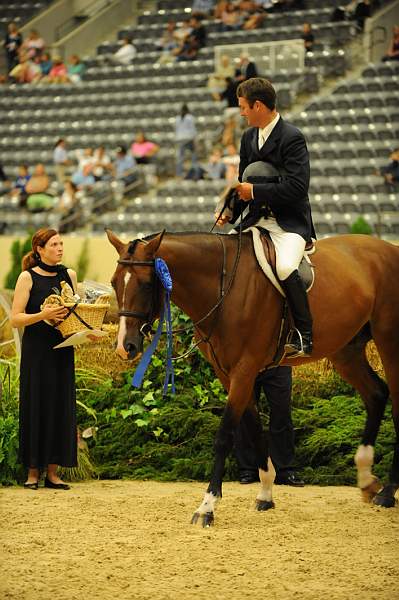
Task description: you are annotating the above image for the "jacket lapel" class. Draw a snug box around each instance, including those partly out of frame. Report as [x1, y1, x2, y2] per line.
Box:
[259, 117, 283, 158]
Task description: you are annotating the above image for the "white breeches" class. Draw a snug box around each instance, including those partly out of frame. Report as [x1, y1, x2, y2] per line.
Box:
[253, 217, 306, 281]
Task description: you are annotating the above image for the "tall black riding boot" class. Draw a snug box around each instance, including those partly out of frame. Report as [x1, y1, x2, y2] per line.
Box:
[281, 270, 313, 357]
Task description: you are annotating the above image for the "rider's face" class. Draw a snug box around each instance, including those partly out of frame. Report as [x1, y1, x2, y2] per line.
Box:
[238, 96, 262, 128]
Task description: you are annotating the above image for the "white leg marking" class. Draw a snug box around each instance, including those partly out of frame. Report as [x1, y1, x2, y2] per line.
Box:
[195, 492, 218, 516]
[354, 444, 375, 488]
[256, 457, 275, 503]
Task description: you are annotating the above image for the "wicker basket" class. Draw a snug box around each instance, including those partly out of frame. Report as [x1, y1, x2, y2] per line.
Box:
[56, 302, 110, 338]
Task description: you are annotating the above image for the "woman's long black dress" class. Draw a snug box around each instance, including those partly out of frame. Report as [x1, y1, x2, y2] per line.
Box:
[18, 269, 77, 469]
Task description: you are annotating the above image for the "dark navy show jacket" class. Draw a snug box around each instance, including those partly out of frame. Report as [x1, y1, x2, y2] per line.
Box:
[230, 117, 316, 241]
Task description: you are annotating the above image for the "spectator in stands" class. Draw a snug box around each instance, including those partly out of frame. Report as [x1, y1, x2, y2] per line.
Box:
[174, 19, 193, 46]
[382, 25, 399, 62]
[39, 52, 53, 77]
[0, 163, 11, 195]
[156, 21, 180, 63]
[111, 37, 137, 65]
[9, 51, 41, 83]
[130, 131, 159, 165]
[4, 22, 23, 74]
[76, 147, 95, 172]
[71, 163, 95, 189]
[220, 76, 240, 109]
[350, 0, 371, 32]
[175, 16, 206, 61]
[192, 0, 216, 16]
[11, 165, 30, 207]
[222, 143, 240, 183]
[55, 180, 80, 232]
[208, 54, 235, 101]
[66, 55, 86, 83]
[21, 29, 45, 60]
[240, 0, 267, 30]
[235, 53, 258, 81]
[175, 104, 198, 178]
[53, 138, 71, 185]
[219, 3, 243, 31]
[45, 55, 68, 83]
[92, 146, 113, 180]
[204, 147, 227, 179]
[113, 145, 138, 186]
[377, 148, 399, 185]
[221, 114, 240, 147]
[26, 164, 54, 212]
[302, 23, 315, 52]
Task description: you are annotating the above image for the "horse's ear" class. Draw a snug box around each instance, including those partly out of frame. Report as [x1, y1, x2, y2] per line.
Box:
[105, 229, 126, 255]
[145, 230, 166, 255]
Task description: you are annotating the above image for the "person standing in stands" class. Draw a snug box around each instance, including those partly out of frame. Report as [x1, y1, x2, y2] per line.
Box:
[3, 22, 22, 74]
[175, 104, 198, 178]
[11, 228, 78, 490]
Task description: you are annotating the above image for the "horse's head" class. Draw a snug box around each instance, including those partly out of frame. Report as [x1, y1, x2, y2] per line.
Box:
[106, 229, 165, 360]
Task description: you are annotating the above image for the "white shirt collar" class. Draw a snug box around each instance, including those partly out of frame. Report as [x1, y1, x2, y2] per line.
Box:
[258, 113, 280, 149]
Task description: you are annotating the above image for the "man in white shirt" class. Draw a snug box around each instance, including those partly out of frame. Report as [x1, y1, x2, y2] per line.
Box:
[111, 37, 136, 65]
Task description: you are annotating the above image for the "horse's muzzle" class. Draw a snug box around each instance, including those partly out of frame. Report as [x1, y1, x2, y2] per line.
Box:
[123, 335, 144, 360]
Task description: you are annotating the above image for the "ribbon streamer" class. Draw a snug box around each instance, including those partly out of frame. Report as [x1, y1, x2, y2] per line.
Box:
[131, 258, 175, 395]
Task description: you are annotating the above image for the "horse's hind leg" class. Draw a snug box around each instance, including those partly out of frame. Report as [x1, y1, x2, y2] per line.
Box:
[369, 327, 399, 508]
[330, 328, 389, 503]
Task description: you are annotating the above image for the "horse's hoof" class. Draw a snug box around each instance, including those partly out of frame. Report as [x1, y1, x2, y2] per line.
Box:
[202, 512, 214, 527]
[256, 499, 275, 511]
[373, 487, 397, 509]
[360, 478, 381, 503]
[191, 512, 200, 525]
[190, 511, 214, 527]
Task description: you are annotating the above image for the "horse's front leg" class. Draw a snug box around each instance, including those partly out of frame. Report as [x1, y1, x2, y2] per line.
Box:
[240, 406, 276, 511]
[191, 403, 236, 527]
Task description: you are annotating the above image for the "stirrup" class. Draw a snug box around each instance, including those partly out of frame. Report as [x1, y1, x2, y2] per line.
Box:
[284, 328, 311, 358]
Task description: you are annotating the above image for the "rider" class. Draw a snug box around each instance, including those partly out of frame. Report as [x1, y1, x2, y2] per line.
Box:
[216, 77, 315, 357]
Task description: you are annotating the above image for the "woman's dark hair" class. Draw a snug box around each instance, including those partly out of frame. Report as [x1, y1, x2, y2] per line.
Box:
[54, 138, 64, 148]
[180, 104, 190, 118]
[22, 228, 58, 271]
[236, 77, 276, 110]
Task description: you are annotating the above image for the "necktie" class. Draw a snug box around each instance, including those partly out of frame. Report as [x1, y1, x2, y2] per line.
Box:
[259, 131, 264, 149]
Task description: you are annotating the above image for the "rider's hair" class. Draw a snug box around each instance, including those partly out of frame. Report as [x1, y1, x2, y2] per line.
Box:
[236, 77, 276, 110]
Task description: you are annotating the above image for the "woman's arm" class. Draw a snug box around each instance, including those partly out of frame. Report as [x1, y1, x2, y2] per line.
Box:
[67, 269, 78, 293]
[11, 271, 67, 328]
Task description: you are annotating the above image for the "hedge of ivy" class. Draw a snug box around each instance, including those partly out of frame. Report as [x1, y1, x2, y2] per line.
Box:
[0, 312, 394, 486]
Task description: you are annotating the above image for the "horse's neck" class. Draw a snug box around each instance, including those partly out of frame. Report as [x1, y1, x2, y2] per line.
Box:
[158, 233, 229, 322]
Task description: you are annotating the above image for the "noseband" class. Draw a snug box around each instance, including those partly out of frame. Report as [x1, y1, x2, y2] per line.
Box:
[117, 258, 156, 324]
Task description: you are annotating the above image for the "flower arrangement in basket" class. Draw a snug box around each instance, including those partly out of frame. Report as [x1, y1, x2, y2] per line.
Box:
[41, 282, 110, 338]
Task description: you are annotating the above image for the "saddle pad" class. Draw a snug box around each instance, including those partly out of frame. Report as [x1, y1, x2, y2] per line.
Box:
[246, 227, 315, 296]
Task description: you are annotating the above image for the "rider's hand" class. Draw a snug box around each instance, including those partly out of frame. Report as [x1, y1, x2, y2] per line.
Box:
[236, 182, 253, 202]
[41, 305, 68, 323]
[214, 212, 230, 227]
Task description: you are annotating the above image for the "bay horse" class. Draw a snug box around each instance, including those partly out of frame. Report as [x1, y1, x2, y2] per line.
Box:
[106, 229, 399, 524]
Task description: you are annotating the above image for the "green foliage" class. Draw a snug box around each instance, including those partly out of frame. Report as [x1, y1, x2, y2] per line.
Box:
[0, 308, 396, 487]
[350, 217, 372, 235]
[3, 234, 32, 289]
[74, 238, 90, 282]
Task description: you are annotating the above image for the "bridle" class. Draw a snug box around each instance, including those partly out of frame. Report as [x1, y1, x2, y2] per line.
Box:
[117, 258, 155, 323]
[115, 215, 244, 358]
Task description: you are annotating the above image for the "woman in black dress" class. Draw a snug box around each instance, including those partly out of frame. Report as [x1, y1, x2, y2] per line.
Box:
[11, 228, 78, 490]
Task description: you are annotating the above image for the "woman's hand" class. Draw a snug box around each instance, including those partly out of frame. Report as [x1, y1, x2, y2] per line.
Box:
[41, 305, 68, 323]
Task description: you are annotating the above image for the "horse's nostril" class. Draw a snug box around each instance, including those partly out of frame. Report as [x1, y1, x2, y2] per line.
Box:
[125, 342, 137, 355]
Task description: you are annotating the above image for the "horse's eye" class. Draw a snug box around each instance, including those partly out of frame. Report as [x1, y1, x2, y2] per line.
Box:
[141, 281, 153, 293]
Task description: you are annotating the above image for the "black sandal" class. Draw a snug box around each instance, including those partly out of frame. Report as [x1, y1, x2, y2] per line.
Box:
[23, 481, 39, 490]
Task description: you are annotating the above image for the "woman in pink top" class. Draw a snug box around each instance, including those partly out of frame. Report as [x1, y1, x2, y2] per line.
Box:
[130, 131, 159, 164]
[47, 56, 68, 83]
